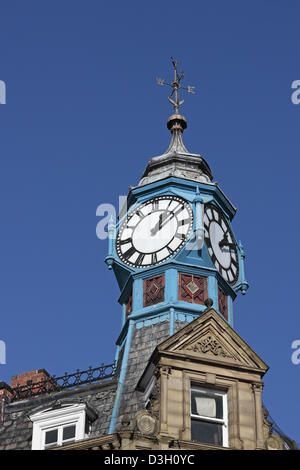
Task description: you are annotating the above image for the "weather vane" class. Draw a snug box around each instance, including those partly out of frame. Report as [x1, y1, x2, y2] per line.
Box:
[156, 57, 195, 114]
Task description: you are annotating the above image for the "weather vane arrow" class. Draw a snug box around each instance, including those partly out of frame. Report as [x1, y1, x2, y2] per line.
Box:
[156, 57, 195, 114]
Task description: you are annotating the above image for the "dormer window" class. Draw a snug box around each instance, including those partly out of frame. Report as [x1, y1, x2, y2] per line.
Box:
[30, 403, 95, 450]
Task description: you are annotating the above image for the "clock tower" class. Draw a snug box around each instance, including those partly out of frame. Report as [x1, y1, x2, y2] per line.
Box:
[106, 59, 249, 435]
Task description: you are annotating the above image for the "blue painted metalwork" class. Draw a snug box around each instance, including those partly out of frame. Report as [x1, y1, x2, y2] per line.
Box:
[104, 216, 115, 270]
[237, 241, 249, 295]
[169, 307, 175, 336]
[207, 275, 219, 313]
[227, 295, 233, 328]
[194, 186, 205, 249]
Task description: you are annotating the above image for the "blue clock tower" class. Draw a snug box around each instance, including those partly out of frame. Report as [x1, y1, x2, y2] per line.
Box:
[106, 60, 249, 434]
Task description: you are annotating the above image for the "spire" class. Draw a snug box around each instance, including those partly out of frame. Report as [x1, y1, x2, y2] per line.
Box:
[165, 113, 188, 153]
[137, 59, 213, 187]
[156, 57, 195, 154]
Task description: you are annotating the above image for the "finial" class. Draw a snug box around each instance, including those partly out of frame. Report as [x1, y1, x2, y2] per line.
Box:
[204, 298, 213, 309]
[156, 58, 195, 153]
[156, 57, 195, 116]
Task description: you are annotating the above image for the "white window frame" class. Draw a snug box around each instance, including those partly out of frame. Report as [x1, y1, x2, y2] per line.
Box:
[30, 403, 89, 450]
[190, 386, 228, 447]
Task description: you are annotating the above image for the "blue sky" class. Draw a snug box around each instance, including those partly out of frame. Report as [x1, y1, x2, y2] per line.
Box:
[0, 0, 300, 445]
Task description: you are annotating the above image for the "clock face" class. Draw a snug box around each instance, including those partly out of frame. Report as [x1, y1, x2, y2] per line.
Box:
[203, 203, 239, 285]
[116, 196, 193, 268]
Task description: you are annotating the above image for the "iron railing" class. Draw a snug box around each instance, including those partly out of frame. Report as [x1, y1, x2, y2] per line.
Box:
[10, 362, 117, 402]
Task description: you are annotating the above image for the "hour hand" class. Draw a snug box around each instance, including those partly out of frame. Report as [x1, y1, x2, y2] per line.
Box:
[151, 212, 169, 236]
[219, 233, 236, 249]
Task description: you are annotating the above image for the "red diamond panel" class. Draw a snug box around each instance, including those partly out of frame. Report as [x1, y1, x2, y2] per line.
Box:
[143, 275, 165, 308]
[178, 273, 208, 305]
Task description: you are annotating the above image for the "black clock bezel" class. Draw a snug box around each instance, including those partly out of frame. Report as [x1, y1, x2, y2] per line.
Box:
[116, 195, 193, 268]
[203, 203, 239, 285]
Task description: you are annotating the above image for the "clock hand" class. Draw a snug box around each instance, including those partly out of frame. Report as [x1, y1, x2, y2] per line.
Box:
[151, 202, 184, 236]
[150, 211, 173, 236]
[219, 232, 236, 249]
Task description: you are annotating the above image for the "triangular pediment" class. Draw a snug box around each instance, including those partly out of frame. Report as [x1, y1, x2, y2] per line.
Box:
[157, 309, 268, 373]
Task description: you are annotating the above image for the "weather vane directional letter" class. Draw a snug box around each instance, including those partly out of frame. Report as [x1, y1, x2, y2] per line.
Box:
[156, 57, 195, 114]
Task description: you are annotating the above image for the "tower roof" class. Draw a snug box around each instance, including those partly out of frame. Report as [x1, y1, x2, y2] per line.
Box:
[138, 112, 213, 187]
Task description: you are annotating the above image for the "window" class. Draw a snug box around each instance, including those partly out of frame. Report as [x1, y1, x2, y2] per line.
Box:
[30, 403, 94, 450]
[44, 423, 76, 449]
[190, 386, 228, 447]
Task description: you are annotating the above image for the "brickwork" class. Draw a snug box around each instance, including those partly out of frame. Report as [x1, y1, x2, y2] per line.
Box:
[10, 369, 50, 389]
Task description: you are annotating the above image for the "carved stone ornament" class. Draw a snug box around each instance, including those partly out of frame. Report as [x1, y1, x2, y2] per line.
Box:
[147, 379, 160, 421]
[266, 434, 284, 450]
[136, 411, 156, 436]
[121, 413, 131, 430]
[263, 408, 284, 450]
[185, 335, 234, 359]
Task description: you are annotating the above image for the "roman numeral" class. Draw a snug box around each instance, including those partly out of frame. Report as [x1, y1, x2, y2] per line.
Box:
[135, 253, 145, 265]
[119, 238, 132, 246]
[172, 204, 184, 217]
[123, 246, 136, 259]
[180, 218, 191, 226]
[136, 210, 145, 220]
[152, 253, 157, 264]
[175, 233, 186, 240]
[166, 199, 173, 210]
[152, 200, 159, 211]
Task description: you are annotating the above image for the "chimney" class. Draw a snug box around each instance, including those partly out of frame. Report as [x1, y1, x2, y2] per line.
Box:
[0, 382, 14, 423]
[10, 369, 50, 389]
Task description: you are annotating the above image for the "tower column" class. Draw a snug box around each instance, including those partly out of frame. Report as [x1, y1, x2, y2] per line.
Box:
[207, 275, 218, 310]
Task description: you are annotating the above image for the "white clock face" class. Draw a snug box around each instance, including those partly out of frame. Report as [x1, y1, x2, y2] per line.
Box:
[203, 203, 239, 285]
[116, 196, 193, 267]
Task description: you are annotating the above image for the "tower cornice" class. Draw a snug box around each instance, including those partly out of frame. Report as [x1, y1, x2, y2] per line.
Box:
[122, 177, 237, 221]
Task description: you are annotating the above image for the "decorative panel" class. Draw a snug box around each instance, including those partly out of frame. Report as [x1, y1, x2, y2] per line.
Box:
[143, 275, 165, 308]
[178, 273, 208, 305]
[218, 285, 228, 320]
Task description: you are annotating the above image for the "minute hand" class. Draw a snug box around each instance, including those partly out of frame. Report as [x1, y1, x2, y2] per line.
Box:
[151, 210, 176, 236]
